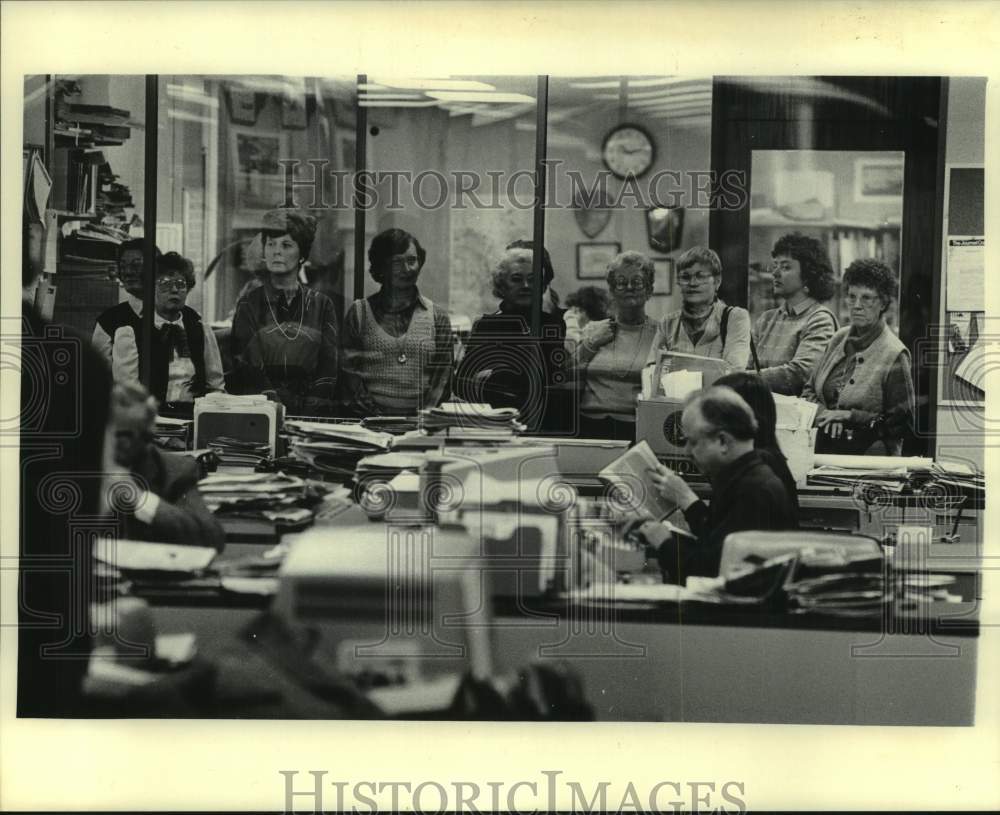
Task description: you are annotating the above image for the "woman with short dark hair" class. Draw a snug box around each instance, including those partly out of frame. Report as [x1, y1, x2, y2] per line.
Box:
[111, 251, 225, 416]
[230, 208, 340, 415]
[340, 228, 453, 415]
[802, 258, 914, 455]
[752, 233, 838, 395]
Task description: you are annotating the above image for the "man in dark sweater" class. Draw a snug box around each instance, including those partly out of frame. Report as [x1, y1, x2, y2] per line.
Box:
[649, 386, 799, 581]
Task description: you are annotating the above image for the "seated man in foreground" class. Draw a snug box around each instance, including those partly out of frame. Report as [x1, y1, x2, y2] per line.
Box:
[648, 386, 798, 582]
[108, 382, 225, 551]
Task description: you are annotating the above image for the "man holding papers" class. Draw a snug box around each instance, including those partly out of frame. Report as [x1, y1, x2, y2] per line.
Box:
[648, 387, 798, 581]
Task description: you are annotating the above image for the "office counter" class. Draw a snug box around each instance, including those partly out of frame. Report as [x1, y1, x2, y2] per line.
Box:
[134, 535, 980, 725]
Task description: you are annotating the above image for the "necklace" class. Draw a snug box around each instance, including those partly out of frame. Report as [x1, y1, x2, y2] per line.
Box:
[266, 289, 305, 341]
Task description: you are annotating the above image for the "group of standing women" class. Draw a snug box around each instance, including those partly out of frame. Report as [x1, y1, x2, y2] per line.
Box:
[571, 233, 914, 456]
[98, 204, 914, 457]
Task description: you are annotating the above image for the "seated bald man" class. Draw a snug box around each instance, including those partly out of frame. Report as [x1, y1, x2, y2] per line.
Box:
[109, 382, 225, 551]
[648, 386, 798, 582]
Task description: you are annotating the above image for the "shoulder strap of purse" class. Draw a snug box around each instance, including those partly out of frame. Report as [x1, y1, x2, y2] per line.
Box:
[720, 305, 732, 348]
[720, 305, 761, 372]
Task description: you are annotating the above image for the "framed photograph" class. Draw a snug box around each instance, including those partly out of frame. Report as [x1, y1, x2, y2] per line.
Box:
[225, 86, 259, 125]
[854, 157, 905, 202]
[231, 126, 289, 212]
[651, 256, 673, 295]
[576, 241, 621, 279]
[281, 92, 308, 129]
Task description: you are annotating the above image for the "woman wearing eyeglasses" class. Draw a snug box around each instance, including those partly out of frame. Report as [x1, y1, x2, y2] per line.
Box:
[801, 259, 914, 455]
[456, 240, 569, 433]
[110, 251, 225, 417]
[645, 246, 751, 370]
[572, 251, 658, 441]
[230, 208, 340, 415]
[340, 228, 453, 416]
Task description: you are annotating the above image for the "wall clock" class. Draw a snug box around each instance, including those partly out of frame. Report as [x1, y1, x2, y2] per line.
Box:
[602, 124, 655, 179]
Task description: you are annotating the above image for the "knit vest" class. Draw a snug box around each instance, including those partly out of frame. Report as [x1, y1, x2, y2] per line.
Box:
[811, 323, 907, 414]
[356, 299, 436, 414]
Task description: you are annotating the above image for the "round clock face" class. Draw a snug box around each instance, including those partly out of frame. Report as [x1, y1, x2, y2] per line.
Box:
[602, 125, 655, 179]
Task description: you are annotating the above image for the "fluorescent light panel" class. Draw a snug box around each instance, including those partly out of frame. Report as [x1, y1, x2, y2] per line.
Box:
[426, 91, 534, 103]
[358, 100, 439, 108]
[372, 78, 495, 91]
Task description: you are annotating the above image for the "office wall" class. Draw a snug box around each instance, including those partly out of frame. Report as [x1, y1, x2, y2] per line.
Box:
[935, 77, 986, 471]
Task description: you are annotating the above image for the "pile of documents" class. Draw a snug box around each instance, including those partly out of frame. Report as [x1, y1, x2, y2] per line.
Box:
[418, 403, 525, 436]
[361, 416, 420, 435]
[807, 454, 934, 493]
[930, 459, 984, 504]
[285, 420, 392, 480]
[785, 572, 889, 617]
[152, 416, 191, 451]
[198, 471, 337, 530]
[207, 436, 272, 468]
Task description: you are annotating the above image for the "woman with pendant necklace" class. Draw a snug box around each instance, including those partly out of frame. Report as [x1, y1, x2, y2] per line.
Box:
[573, 251, 659, 442]
[340, 228, 453, 415]
[230, 209, 340, 415]
[645, 246, 751, 372]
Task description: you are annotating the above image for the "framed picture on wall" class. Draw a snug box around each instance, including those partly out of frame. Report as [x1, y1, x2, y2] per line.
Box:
[231, 126, 289, 212]
[281, 93, 308, 129]
[651, 257, 673, 295]
[854, 157, 905, 202]
[225, 86, 259, 125]
[576, 242, 621, 279]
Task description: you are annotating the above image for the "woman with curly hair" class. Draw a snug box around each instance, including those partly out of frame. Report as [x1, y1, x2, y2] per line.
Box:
[752, 233, 838, 395]
[802, 258, 914, 455]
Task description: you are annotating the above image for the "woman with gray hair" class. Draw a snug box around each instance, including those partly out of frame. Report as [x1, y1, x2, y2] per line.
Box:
[455, 240, 569, 433]
[645, 245, 751, 371]
[573, 251, 658, 441]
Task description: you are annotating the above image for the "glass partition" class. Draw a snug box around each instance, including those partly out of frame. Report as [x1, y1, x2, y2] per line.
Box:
[748, 150, 904, 330]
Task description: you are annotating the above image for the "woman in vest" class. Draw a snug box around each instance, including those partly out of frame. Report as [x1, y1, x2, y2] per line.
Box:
[110, 251, 225, 417]
[645, 246, 751, 371]
[801, 258, 914, 455]
[230, 209, 340, 415]
[340, 228, 453, 415]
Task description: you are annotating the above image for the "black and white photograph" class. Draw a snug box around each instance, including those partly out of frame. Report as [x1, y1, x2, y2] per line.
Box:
[2, 2, 998, 813]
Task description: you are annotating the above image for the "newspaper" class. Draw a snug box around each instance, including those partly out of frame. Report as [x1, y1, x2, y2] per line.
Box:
[598, 441, 678, 521]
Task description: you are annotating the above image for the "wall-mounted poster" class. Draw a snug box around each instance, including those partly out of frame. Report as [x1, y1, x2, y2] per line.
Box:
[854, 157, 904, 202]
[226, 86, 259, 125]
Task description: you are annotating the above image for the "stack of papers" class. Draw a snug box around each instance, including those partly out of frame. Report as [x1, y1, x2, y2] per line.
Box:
[199, 471, 329, 528]
[772, 393, 818, 430]
[807, 454, 935, 493]
[361, 416, 421, 435]
[286, 420, 393, 480]
[419, 403, 525, 435]
[153, 416, 190, 451]
[207, 436, 271, 467]
[785, 572, 889, 617]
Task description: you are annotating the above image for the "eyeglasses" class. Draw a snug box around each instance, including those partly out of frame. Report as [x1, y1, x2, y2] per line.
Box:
[609, 277, 649, 292]
[156, 279, 188, 292]
[676, 270, 716, 285]
[845, 292, 881, 308]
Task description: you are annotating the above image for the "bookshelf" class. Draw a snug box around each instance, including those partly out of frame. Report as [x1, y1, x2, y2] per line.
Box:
[25, 77, 143, 328]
